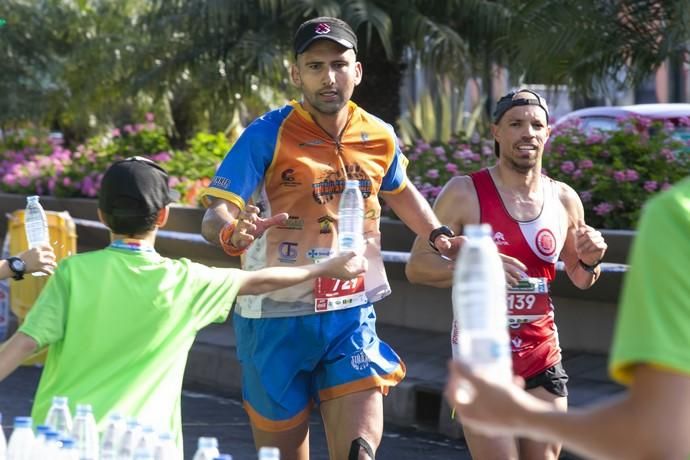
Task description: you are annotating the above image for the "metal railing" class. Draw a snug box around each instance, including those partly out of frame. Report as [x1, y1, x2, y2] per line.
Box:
[72, 218, 628, 273]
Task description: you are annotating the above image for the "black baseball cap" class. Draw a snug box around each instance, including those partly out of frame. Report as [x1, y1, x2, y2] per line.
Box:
[493, 89, 549, 124]
[293, 17, 358, 55]
[99, 156, 179, 217]
[492, 89, 550, 157]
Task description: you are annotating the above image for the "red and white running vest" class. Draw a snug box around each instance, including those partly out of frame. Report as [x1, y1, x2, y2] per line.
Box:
[470, 169, 567, 378]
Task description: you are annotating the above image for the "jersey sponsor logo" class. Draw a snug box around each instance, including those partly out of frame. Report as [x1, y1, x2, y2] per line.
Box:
[307, 247, 333, 261]
[312, 164, 373, 204]
[210, 176, 230, 189]
[278, 242, 298, 263]
[318, 215, 335, 234]
[278, 215, 304, 230]
[350, 350, 371, 371]
[493, 231, 509, 246]
[535, 228, 557, 257]
[280, 168, 301, 188]
[511, 336, 523, 350]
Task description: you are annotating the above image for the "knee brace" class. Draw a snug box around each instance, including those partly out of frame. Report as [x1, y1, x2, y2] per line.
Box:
[348, 437, 375, 460]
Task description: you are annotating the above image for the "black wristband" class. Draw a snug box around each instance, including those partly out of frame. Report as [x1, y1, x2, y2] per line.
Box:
[578, 259, 601, 274]
[428, 225, 455, 253]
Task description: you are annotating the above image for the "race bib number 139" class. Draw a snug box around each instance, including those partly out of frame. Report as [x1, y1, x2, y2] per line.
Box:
[507, 277, 550, 325]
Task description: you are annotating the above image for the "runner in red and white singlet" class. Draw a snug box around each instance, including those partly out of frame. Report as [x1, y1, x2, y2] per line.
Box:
[470, 168, 566, 379]
[407, 89, 608, 460]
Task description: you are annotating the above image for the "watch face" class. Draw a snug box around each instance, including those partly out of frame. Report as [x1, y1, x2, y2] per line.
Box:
[10, 258, 25, 272]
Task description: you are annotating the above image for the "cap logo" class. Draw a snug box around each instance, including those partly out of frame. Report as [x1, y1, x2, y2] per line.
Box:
[315, 23, 331, 34]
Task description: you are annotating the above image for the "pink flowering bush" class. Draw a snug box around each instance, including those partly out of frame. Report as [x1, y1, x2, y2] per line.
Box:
[544, 115, 690, 228]
[0, 117, 231, 206]
[392, 115, 690, 229]
[389, 136, 496, 217]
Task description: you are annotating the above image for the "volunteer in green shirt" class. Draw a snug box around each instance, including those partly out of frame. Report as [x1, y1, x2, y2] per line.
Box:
[443, 177, 690, 460]
[0, 156, 367, 459]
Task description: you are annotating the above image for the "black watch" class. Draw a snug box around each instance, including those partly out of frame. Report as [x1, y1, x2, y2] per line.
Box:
[578, 259, 602, 274]
[428, 225, 455, 253]
[7, 256, 26, 280]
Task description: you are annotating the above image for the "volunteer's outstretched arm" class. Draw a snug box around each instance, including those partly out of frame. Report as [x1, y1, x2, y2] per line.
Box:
[236, 252, 368, 295]
[446, 360, 690, 460]
[0, 332, 39, 381]
[0, 245, 57, 280]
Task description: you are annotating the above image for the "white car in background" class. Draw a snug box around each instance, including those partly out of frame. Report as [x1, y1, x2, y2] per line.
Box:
[553, 103, 690, 150]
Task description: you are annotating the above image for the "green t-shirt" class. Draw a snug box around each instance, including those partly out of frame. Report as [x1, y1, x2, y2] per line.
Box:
[609, 178, 690, 385]
[19, 245, 240, 457]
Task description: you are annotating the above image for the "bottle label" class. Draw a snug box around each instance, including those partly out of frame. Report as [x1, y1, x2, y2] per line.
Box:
[506, 277, 551, 325]
[314, 274, 368, 312]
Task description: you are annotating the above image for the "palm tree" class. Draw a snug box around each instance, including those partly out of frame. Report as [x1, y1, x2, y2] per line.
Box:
[4, 0, 688, 143]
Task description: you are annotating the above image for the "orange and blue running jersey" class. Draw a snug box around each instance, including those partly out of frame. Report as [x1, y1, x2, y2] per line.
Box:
[200, 100, 409, 318]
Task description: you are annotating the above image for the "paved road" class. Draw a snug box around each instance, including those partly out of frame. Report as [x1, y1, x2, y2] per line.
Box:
[0, 366, 470, 459]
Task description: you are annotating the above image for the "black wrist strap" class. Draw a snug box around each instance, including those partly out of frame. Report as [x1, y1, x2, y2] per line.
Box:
[578, 259, 601, 273]
[428, 225, 455, 253]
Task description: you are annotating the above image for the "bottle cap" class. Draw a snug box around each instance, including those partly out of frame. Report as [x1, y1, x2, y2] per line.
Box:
[75, 403, 93, 415]
[59, 437, 76, 448]
[13, 416, 32, 428]
[198, 436, 219, 448]
[259, 446, 280, 458]
[463, 223, 492, 238]
[52, 395, 69, 406]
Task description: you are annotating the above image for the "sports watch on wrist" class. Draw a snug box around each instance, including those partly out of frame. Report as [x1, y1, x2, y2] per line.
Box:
[6, 256, 26, 280]
[578, 259, 602, 274]
[428, 225, 455, 253]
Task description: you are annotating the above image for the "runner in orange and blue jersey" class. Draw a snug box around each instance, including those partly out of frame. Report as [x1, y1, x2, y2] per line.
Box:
[199, 16, 461, 460]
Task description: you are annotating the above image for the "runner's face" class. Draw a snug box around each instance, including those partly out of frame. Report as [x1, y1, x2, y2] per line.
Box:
[492, 101, 550, 174]
[291, 40, 362, 116]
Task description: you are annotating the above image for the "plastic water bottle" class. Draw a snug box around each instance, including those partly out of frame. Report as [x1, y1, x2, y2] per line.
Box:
[192, 437, 220, 460]
[30, 425, 51, 459]
[24, 195, 49, 248]
[72, 404, 98, 460]
[132, 425, 156, 460]
[116, 419, 141, 460]
[152, 432, 176, 460]
[338, 180, 364, 254]
[0, 413, 6, 460]
[58, 437, 79, 460]
[37, 431, 62, 459]
[258, 446, 280, 459]
[45, 396, 73, 438]
[451, 224, 512, 387]
[100, 413, 125, 460]
[7, 416, 34, 460]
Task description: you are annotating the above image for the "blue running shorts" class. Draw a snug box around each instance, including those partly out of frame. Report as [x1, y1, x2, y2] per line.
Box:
[233, 304, 406, 432]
